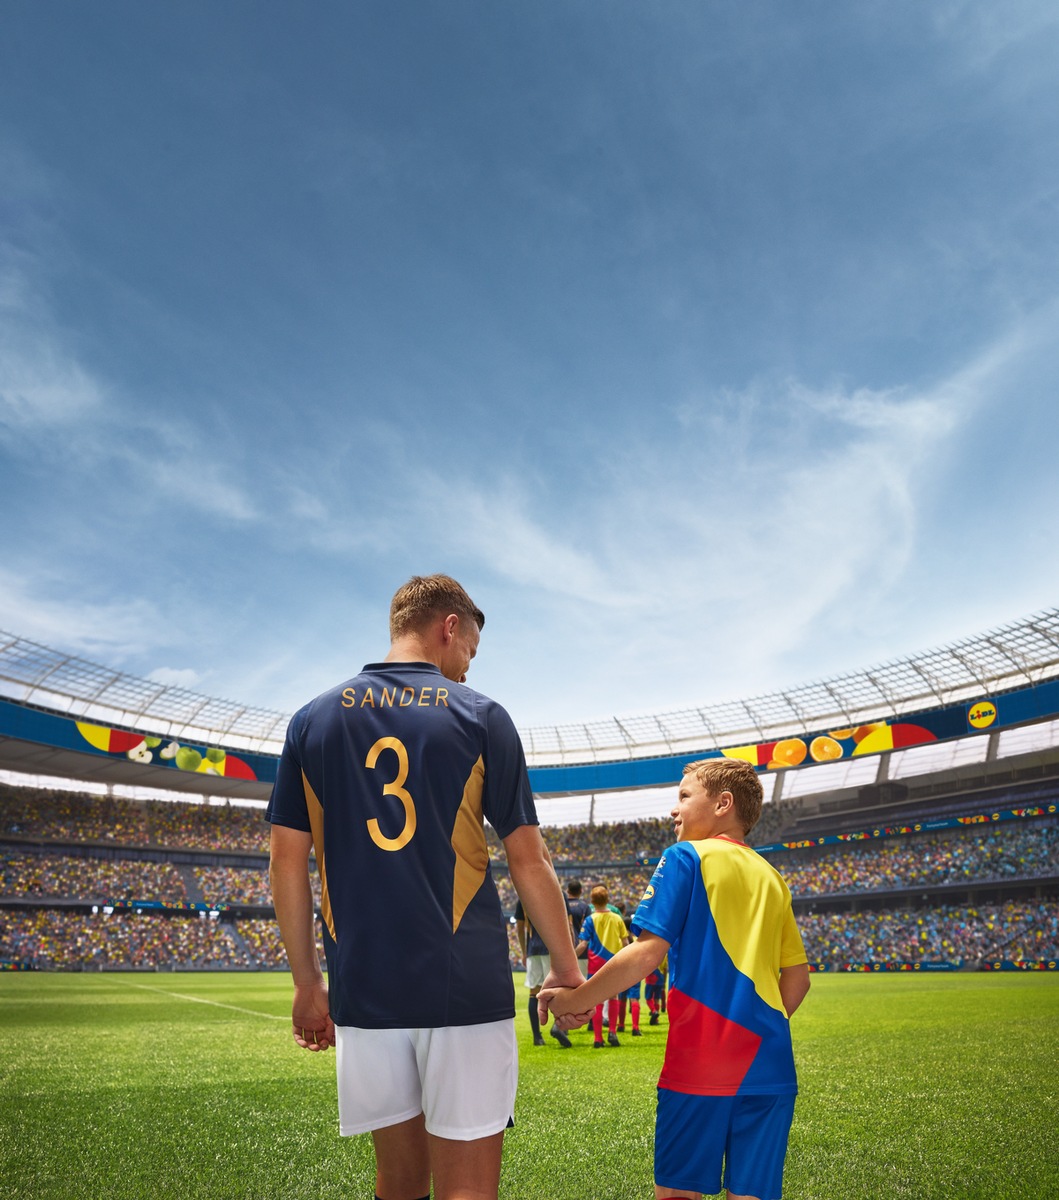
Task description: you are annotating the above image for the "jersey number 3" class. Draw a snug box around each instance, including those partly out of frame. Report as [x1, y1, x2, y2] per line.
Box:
[365, 736, 417, 851]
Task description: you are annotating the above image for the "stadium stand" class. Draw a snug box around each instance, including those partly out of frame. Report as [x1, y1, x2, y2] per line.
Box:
[1, 611, 1057, 971]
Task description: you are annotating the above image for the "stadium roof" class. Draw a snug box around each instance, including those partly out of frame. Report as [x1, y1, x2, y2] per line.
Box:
[1, 608, 1058, 770]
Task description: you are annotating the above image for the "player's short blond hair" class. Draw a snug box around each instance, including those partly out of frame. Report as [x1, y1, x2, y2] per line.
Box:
[388, 574, 485, 640]
[590, 885, 609, 907]
[682, 757, 764, 834]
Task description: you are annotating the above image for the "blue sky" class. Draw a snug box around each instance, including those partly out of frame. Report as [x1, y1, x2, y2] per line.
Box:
[2, 2, 1058, 729]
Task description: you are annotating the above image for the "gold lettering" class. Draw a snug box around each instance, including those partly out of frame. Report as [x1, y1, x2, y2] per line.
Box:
[381, 687, 397, 707]
[365, 737, 417, 851]
[399, 687, 415, 707]
[361, 687, 375, 708]
[436, 688, 449, 706]
[341, 688, 356, 708]
[418, 687, 433, 707]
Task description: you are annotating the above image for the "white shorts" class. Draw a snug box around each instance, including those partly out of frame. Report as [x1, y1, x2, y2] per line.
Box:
[524, 954, 550, 990]
[335, 1019, 518, 1141]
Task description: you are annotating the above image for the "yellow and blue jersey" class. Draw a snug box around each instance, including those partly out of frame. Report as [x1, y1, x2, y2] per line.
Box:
[631, 837, 807, 1096]
[579, 908, 627, 974]
[267, 661, 537, 1029]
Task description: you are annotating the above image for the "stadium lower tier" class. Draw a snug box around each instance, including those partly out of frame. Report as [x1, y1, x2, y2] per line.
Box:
[1, 901, 1055, 971]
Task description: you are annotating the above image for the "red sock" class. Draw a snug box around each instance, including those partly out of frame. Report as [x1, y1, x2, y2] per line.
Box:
[593, 1005, 604, 1041]
[630, 1000, 640, 1032]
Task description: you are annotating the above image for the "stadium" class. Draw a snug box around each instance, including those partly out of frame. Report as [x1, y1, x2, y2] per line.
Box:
[2, 609, 1057, 974]
[2, 611, 1058, 1199]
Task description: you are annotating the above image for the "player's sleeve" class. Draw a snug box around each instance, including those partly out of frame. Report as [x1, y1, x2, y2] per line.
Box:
[779, 907, 808, 968]
[265, 709, 312, 832]
[629, 843, 696, 945]
[478, 698, 538, 839]
[578, 913, 593, 942]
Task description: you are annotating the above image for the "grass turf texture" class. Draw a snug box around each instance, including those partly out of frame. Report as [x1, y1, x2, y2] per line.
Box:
[0, 973, 1055, 1199]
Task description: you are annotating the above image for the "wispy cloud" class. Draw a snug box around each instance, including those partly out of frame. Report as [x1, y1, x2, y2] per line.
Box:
[0, 569, 165, 664]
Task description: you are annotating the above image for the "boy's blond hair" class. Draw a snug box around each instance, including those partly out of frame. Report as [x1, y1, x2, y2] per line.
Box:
[389, 574, 485, 640]
[683, 757, 764, 834]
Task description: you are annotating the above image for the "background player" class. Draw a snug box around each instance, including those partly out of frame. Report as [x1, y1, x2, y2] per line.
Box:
[575, 885, 629, 1047]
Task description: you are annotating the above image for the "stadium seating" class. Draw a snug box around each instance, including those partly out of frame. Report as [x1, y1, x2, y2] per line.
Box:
[3, 781, 1056, 970]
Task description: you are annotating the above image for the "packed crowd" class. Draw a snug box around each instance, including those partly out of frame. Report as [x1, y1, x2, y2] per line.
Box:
[3, 898, 1053, 971]
[190, 864, 323, 908]
[772, 822, 1059, 897]
[798, 900, 1059, 963]
[0, 785, 269, 854]
[4, 810, 1055, 913]
[1, 853, 189, 904]
[0, 908, 251, 969]
[1, 784, 798, 861]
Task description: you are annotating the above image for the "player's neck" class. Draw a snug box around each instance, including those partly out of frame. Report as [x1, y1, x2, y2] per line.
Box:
[385, 635, 442, 670]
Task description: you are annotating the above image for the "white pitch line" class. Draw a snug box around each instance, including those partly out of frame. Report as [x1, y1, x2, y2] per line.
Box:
[127, 981, 288, 1020]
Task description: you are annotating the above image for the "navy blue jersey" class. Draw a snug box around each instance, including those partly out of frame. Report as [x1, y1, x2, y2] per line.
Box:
[513, 898, 548, 956]
[267, 661, 538, 1028]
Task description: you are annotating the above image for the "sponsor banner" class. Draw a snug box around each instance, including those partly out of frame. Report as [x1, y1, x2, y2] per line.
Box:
[93, 900, 229, 914]
[533, 677, 1059, 793]
[831, 961, 964, 973]
[1, 960, 34, 971]
[981, 960, 1058, 972]
[0, 697, 274, 785]
[3, 674, 1059, 798]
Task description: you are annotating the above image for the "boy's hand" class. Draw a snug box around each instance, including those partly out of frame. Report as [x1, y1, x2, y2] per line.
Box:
[539, 985, 592, 1030]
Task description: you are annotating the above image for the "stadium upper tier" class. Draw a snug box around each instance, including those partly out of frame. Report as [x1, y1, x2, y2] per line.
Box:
[2, 609, 1058, 767]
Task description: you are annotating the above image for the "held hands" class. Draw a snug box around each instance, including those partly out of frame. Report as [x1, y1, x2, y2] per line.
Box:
[291, 980, 336, 1052]
[538, 983, 593, 1032]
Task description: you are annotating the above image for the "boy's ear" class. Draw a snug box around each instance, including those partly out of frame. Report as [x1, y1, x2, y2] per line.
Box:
[716, 789, 735, 814]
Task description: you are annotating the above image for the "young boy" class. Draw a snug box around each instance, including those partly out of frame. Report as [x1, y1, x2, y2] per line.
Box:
[576, 885, 630, 1047]
[542, 758, 810, 1200]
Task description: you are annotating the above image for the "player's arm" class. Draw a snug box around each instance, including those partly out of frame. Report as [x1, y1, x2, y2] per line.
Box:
[779, 962, 810, 1017]
[544, 931, 670, 1026]
[269, 823, 334, 1051]
[503, 825, 581, 983]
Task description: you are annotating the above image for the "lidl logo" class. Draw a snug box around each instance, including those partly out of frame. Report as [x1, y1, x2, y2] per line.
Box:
[968, 700, 997, 729]
[642, 885, 655, 902]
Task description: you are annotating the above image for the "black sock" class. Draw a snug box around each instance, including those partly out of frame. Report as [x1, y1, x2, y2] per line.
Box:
[528, 995, 541, 1038]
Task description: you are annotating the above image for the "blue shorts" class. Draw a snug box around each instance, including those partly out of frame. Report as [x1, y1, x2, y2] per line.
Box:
[621, 981, 642, 1001]
[654, 1089, 796, 1200]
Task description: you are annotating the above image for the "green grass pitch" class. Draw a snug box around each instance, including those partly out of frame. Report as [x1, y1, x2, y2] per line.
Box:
[1, 971, 1056, 1199]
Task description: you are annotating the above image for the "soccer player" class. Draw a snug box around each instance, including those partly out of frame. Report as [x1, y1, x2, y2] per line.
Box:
[268, 574, 582, 1200]
[644, 954, 668, 1025]
[542, 758, 811, 1200]
[515, 896, 570, 1048]
[616, 978, 643, 1036]
[576, 885, 630, 1047]
[564, 879, 591, 978]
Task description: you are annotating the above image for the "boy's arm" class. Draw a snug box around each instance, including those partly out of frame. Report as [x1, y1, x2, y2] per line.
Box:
[779, 962, 810, 1017]
[542, 931, 670, 1027]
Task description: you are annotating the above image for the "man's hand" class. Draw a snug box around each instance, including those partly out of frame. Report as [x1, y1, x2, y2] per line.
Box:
[291, 979, 335, 1052]
[538, 984, 592, 1030]
[535, 963, 588, 1027]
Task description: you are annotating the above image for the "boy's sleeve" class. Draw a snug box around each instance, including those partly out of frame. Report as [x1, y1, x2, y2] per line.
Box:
[629, 843, 696, 945]
[779, 907, 808, 968]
